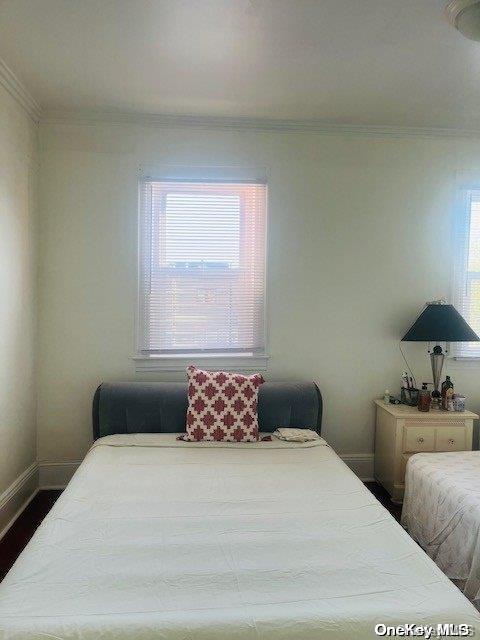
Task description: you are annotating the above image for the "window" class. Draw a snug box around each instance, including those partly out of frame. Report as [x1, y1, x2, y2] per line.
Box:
[452, 189, 480, 358]
[137, 178, 267, 368]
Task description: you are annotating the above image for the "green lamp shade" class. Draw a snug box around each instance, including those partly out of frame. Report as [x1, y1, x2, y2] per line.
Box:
[402, 303, 480, 342]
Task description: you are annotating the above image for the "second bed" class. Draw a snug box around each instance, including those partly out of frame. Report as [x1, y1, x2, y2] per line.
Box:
[402, 450, 480, 606]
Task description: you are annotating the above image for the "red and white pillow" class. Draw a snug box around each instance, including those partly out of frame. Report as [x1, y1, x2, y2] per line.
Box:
[183, 365, 265, 442]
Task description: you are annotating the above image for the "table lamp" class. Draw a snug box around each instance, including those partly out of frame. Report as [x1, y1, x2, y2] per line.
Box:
[401, 300, 479, 406]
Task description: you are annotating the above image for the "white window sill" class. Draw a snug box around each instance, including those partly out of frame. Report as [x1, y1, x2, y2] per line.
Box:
[132, 353, 269, 373]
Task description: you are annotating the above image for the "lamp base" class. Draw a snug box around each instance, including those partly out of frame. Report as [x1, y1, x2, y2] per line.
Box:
[431, 389, 441, 410]
[430, 345, 445, 409]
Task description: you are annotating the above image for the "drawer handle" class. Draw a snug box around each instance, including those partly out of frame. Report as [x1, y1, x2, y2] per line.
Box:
[417, 437, 424, 444]
[449, 439, 455, 445]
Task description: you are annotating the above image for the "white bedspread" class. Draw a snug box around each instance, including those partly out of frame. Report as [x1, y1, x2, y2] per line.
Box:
[1, 435, 479, 639]
[402, 451, 480, 605]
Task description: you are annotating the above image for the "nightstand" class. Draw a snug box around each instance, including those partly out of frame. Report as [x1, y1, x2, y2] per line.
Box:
[374, 399, 478, 503]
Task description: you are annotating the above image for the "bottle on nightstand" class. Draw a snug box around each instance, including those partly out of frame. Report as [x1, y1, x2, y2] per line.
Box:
[441, 376, 454, 411]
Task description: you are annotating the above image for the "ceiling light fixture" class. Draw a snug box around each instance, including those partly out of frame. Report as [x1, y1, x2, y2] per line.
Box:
[445, 0, 480, 41]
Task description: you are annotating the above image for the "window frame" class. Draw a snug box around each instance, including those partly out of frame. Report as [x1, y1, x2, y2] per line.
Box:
[451, 187, 480, 360]
[134, 170, 269, 372]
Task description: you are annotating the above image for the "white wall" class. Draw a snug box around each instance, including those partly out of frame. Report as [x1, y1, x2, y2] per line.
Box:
[0, 84, 38, 498]
[37, 121, 480, 464]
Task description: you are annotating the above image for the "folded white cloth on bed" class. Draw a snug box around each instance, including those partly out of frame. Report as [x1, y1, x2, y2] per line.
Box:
[273, 427, 320, 442]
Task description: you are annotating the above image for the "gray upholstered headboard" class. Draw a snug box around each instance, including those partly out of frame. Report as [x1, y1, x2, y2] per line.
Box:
[92, 381, 322, 440]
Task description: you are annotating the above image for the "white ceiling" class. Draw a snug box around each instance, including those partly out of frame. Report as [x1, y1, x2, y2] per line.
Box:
[0, 0, 479, 129]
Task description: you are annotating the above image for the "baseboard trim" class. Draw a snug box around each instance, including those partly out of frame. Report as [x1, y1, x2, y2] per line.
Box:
[39, 461, 81, 488]
[38, 453, 374, 488]
[0, 463, 39, 540]
[340, 453, 375, 481]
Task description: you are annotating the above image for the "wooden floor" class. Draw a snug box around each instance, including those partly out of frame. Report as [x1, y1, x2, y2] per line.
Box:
[0, 490, 62, 582]
[364, 480, 403, 521]
[0, 483, 400, 583]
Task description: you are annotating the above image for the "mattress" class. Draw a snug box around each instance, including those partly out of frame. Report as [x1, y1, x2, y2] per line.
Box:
[0, 435, 479, 639]
[402, 450, 480, 605]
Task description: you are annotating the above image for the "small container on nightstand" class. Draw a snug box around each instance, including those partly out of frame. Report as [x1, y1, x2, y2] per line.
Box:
[374, 399, 478, 503]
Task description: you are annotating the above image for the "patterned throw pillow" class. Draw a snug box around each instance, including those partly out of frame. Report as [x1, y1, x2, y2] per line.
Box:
[183, 365, 265, 442]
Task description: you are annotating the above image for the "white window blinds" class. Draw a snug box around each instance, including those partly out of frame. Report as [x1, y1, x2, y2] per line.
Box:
[452, 189, 480, 358]
[138, 179, 267, 355]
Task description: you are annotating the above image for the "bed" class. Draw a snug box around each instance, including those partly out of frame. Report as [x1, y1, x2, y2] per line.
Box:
[402, 450, 480, 607]
[0, 381, 479, 639]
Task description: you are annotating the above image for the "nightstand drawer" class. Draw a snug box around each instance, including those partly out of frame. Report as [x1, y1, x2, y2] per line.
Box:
[403, 425, 435, 452]
[436, 426, 467, 451]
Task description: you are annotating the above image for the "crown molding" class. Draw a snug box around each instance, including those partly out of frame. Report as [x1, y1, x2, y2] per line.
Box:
[40, 107, 480, 140]
[444, 0, 478, 27]
[0, 58, 42, 123]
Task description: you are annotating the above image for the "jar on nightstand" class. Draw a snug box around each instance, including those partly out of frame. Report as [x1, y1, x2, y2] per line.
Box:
[418, 383, 432, 412]
[453, 394, 466, 412]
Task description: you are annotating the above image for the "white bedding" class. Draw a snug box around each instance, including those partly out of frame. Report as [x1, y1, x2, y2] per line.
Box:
[1, 434, 479, 639]
[402, 451, 480, 605]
